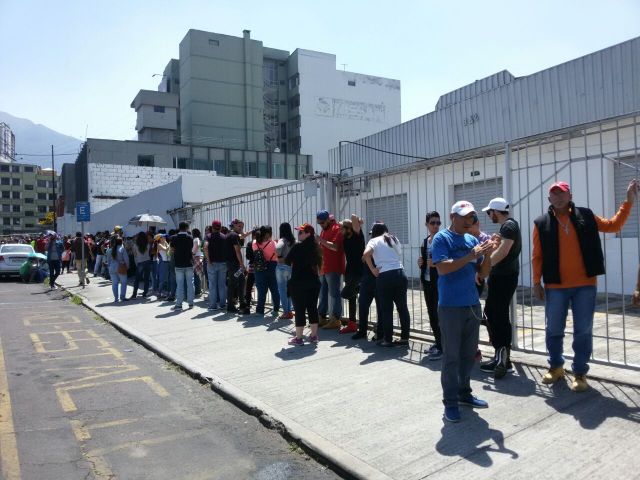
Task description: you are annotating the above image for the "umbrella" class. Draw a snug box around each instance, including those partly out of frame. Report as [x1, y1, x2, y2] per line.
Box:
[128, 214, 167, 232]
[28, 252, 47, 260]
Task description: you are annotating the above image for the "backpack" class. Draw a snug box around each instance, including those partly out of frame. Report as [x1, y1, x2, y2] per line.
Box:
[253, 244, 268, 272]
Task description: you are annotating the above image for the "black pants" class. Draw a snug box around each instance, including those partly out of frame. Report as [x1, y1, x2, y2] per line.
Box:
[484, 273, 518, 350]
[358, 273, 381, 337]
[226, 262, 247, 309]
[48, 260, 61, 286]
[422, 278, 441, 349]
[342, 272, 361, 321]
[291, 284, 320, 327]
[245, 271, 255, 306]
[376, 269, 411, 342]
[62, 260, 71, 273]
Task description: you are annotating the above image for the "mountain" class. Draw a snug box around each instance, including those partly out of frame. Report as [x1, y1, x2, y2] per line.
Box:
[0, 111, 83, 171]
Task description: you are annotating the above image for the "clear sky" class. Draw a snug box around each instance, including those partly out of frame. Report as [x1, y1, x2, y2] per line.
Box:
[1, 0, 639, 150]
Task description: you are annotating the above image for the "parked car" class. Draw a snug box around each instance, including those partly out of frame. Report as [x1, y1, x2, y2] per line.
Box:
[0, 244, 36, 276]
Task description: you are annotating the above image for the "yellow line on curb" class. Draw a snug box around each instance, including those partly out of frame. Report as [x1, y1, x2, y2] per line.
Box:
[0, 337, 21, 480]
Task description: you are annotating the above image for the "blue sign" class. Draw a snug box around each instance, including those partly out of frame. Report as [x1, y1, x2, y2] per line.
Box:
[76, 202, 91, 222]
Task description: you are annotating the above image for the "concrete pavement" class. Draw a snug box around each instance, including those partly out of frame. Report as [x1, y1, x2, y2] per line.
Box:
[57, 274, 640, 480]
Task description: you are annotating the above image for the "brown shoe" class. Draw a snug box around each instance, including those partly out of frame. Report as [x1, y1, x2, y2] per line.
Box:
[318, 316, 329, 327]
[541, 367, 565, 384]
[571, 374, 589, 392]
[322, 316, 342, 329]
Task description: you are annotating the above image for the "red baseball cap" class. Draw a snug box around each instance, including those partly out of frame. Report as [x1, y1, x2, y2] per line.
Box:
[549, 181, 570, 193]
[295, 223, 315, 235]
[211, 220, 221, 228]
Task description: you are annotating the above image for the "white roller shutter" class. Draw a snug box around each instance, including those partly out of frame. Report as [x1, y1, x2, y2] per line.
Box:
[454, 177, 503, 235]
[365, 193, 409, 244]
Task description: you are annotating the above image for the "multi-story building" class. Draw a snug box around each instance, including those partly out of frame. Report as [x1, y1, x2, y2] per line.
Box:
[0, 122, 16, 164]
[0, 163, 58, 235]
[132, 29, 401, 172]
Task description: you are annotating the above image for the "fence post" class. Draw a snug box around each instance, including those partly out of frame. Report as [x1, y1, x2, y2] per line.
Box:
[504, 142, 519, 351]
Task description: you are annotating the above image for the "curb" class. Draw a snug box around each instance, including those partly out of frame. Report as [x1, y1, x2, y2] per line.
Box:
[65, 288, 393, 480]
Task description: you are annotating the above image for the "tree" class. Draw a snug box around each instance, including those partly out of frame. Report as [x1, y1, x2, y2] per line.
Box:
[38, 211, 55, 225]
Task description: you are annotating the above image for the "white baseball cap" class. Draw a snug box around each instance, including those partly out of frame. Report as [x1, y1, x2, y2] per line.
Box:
[451, 201, 476, 216]
[482, 197, 510, 212]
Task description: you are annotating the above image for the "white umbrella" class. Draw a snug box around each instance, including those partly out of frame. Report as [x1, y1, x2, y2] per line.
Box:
[128, 214, 167, 230]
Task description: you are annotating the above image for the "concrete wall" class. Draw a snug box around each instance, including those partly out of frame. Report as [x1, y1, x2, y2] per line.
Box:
[292, 49, 401, 172]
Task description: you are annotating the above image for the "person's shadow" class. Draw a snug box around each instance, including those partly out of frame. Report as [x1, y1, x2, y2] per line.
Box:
[436, 410, 519, 468]
[275, 344, 318, 361]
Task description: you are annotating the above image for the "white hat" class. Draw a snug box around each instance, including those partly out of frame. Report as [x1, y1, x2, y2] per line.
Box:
[451, 200, 476, 216]
[482, 197, 510, 212]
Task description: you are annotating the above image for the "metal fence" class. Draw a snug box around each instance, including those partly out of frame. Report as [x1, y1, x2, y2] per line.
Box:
[176, 113, 640, 369]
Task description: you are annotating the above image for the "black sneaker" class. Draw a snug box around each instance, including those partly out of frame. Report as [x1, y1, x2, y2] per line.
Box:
[227, 306, 240, 313]
[393, 339, 409, 346]
[494, 347, 509, 379]
[480, 358, 498, 373]
[241, 308, 251, 315]
[351, 331, 367, 340]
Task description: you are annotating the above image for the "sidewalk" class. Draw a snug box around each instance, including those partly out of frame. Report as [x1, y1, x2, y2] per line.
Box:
[57, 274, 640, 480]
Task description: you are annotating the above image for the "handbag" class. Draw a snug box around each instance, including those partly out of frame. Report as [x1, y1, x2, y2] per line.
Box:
[116, 250, 127, 275]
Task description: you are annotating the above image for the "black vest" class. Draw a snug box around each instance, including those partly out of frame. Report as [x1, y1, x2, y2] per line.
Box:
[533, 203, 605, 285]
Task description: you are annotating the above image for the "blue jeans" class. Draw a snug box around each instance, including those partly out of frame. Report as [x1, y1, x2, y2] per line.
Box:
[133, 260, 151, 296]
[545, 286, 597, 375]
[194, 269, 201, 296]
[376, 269, 411, 342]
[169, 260, 177, 297]
[254, 262, 280, 314]
[207, 262, 227, 308]
[110, 272, 128, 301]
[157, 260, 168, 294]
[275, 264, 292, 314]
[318, 272, 343, 318]
[150, 260, 158, 291]
[175, 267, 195, 307]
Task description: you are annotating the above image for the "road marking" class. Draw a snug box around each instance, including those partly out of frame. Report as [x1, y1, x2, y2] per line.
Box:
[49, 364, 139, 386]
[23, 315, 82, 326]
[0, 337, 21, 480]
[39, 348, 124, 362]
[56, 376, 170, 412]
[30, 329, 111, 353]
[71, 418, 142, 442]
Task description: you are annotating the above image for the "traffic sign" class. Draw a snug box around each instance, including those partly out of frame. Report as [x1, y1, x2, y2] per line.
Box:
[76, 202, 91, 222]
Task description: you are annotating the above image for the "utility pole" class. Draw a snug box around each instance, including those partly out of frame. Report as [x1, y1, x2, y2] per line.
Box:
[51, 144, 57, 232]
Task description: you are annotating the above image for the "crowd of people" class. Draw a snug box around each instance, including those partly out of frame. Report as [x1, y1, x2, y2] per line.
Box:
[6, 178, 638, 423]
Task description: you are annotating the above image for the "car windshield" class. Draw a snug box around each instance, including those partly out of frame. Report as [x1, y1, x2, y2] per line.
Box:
[0, 245, 34, 254]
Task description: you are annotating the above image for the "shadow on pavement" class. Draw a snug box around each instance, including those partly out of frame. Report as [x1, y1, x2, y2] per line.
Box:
[436, 410, 519, 468]
[274, 344, 318, 361]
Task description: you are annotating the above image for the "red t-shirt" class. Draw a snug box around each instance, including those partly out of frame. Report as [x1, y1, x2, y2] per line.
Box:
[320, 222, 345, 274]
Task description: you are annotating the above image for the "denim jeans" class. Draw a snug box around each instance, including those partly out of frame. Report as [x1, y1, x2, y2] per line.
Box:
[439, 305, 481, 407]
[358, 271, 381, 337]
[545, 286, 597, 375]
[175, 267, 195, 307]
[275, 264, 292, 314]
[93, 254, 103, 275]
[168, 259, 177, 297]
[254, 262, 280, 314]
[193, 270, 201, 296]
[207, 262, 227, 308]
[376, 269, 411, 342]
[133, 260, 151, 296]
[150, 260, 158, 291]
[110, 272, 128, 301]
[318, 272, 343, 318]
[157, 260, 168, 294]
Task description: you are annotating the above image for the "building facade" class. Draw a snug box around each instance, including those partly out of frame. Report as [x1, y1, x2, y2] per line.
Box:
[0, 122, 16, 164]
[133, 29, 401, 172]
[0, 163, 58, 234]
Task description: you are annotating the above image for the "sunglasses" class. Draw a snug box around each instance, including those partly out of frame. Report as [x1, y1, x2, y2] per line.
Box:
[429, 221, 441, 226]
[486, 210, 494, 216]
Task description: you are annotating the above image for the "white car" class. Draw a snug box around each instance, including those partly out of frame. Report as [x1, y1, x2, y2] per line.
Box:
[0, 244, 36, 275]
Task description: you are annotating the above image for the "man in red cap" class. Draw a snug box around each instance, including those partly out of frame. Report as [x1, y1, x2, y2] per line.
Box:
[533, 179, 638, 391]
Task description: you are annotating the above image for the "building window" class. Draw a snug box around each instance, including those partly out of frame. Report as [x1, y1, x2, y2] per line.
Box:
[11, 178, 20, 186]
[24, 166, 34, 172]
[25, 223, 34, 228]
[289, 95, 300, 109]
[12, 205, 20, 213]
[12, 218, 20, 226]
[11, 191, 19, 199]
[1, 204, 9, 212]
[289, 136, 301, 153]
[348, 80, 356, 87]
[49, 194, 55, 200]
[288, 73, 300, 90]
[11, 165, 20, 172]
[279, 100, 286, 106]
[153, 105, 165, 113]
[280, 122, 287, 140]
[2, 218, 9, 226]
[24, 198, 34, 204]
[0, 165, 8, 172]
[229, 150, 242, 176]
[0, 178, 7, 185]
[1, 191, 8, 199]
[25, 184, 33, 190]
[25, 211, 34, 217]
[138, 155, 154, 167]
[366, 194, 409, 244]
[38, 193, 46, 200]
[37, 180, 47, 188]
[453, 177, 503, 235]
[291, 116, 301, 129]
[37, 205, 47, 213]
[208, 38, 219, 46]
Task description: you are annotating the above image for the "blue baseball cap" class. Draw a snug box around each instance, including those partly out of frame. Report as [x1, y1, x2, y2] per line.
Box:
[316, 210, 330, 222]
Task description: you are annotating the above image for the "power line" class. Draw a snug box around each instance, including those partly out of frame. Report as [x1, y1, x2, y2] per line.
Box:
[15, 152, 78, 157]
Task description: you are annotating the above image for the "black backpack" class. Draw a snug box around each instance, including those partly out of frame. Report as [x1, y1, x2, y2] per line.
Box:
[253, 244, 268, 272]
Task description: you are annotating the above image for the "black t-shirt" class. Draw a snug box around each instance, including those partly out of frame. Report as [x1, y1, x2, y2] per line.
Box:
[285, 238, 321, 289]
[207, 232, 227, 263]
[171, 232, 194, 268]
[226, 231, 241, 266]
[491, 218, 522, 276]
[343, 230, 365, 278]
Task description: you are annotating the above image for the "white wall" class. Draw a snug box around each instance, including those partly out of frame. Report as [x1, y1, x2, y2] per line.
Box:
[295, 49, 401, 172]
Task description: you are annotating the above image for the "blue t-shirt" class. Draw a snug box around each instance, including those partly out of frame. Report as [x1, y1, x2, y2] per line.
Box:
[431, 229, 481, 307]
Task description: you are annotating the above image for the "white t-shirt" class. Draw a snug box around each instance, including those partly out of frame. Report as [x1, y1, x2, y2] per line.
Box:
[366, 235, 403, 273]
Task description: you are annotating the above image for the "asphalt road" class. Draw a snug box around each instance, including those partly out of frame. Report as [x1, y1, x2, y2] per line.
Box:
[0, 277, 340, 480]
